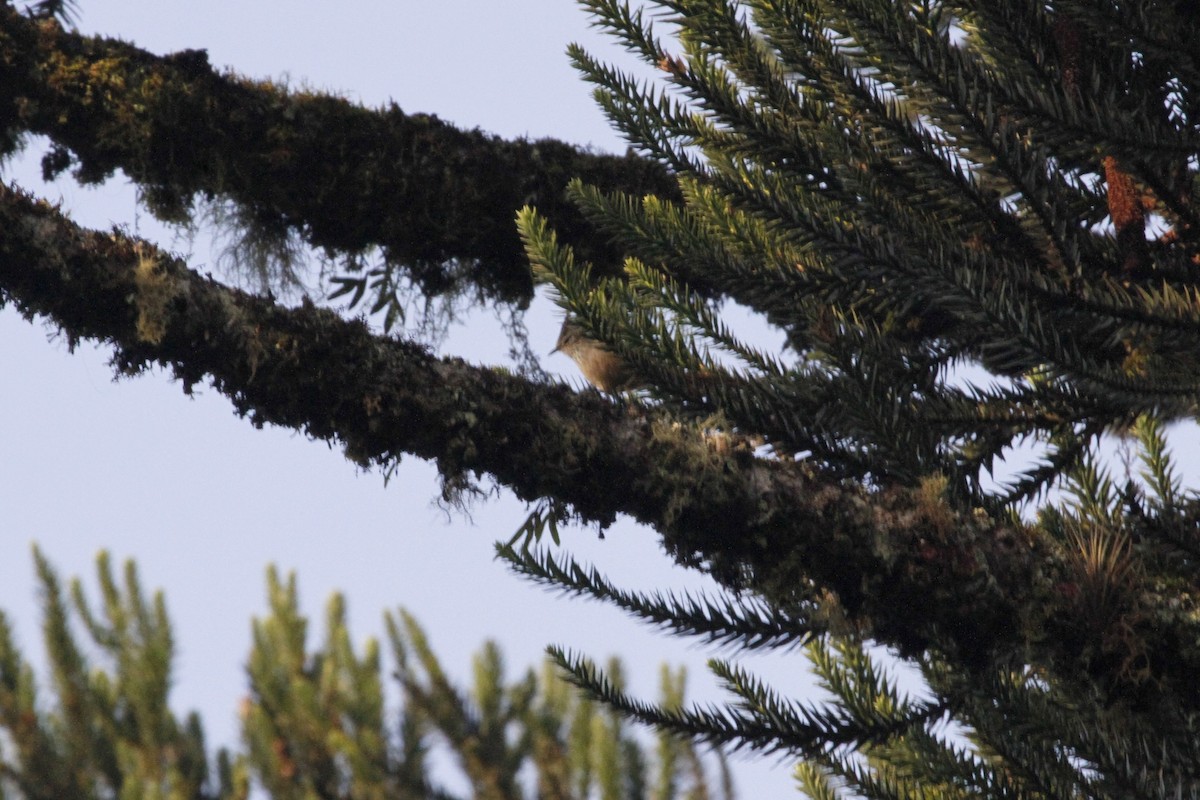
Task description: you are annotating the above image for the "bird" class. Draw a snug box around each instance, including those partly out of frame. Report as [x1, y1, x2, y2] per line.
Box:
[551, 318, 637, 393]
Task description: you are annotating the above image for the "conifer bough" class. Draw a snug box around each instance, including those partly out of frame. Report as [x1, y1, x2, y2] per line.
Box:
[4, 1, 1200, 796]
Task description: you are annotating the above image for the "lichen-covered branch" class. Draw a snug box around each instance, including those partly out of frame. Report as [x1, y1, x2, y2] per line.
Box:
[10, 180, 1184, 703]
[0, 6, 678, 305]
[0, 181, 1036, 662]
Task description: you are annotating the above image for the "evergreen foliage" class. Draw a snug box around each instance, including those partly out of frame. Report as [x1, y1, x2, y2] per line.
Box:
[511, 2, 1200, 795]
[0, 552, 731, 800]
[522, 0, 1200, 502]
[3, 0, 1200, 797]
[0, 549, 239, 800]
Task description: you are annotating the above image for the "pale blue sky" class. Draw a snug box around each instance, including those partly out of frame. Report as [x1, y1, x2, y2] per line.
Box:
[0, 3, 809, 796]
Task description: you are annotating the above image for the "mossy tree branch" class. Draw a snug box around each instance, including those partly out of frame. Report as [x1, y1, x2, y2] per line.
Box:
[0, 5, 679, 306]
[0, 180, 1067, 686]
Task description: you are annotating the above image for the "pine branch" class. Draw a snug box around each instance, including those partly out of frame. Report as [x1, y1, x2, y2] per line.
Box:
[496, 544, 821, 650]
[548, 647, 943, 759]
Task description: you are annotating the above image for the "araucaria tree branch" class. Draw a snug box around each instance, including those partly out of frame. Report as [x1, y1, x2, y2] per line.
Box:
[6, 1, 1200, 795]
[0, 5, 677, 306]
[1, 182, 1045, 672]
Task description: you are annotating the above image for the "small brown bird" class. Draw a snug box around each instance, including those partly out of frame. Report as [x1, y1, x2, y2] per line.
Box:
[552, 319, 636, 393]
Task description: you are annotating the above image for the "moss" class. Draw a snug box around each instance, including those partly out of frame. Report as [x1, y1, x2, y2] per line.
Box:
[131, 245, 177, 345]
[3, 6, 680, 314]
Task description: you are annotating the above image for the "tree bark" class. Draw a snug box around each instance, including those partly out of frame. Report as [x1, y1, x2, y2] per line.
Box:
[0, 6, 678, 306]
[1, 181, 1045, 675]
